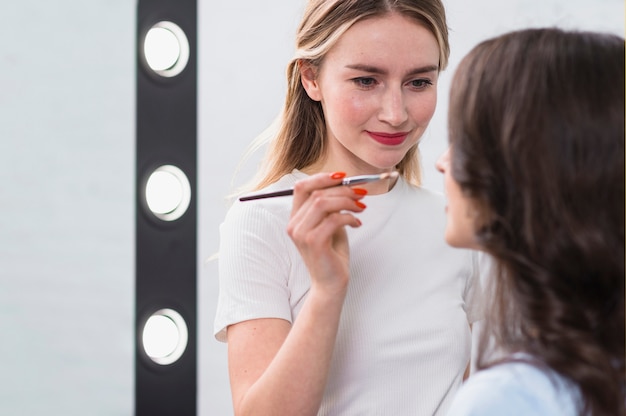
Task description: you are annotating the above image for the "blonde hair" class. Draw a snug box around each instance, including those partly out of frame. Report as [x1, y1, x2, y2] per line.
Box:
[238, 0, 449, 194]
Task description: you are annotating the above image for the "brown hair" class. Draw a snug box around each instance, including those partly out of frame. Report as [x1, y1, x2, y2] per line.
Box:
[245, 0, 449, 191]
[449, 28, 625, 415]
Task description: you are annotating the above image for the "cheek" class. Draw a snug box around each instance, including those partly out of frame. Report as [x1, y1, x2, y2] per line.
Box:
[343, 94, 371, 121]
[443, 176, 478, 248]
[409, 92, 437, 124]
[325, 93, 371, 129]
[445, 211, 472, 248]
[445, 207, 471, 248]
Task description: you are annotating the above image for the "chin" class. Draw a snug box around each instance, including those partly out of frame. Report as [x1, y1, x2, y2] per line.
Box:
[444, 229, 471, 249]
[446, 234, 483, 251]
[444, 236, 464, 248]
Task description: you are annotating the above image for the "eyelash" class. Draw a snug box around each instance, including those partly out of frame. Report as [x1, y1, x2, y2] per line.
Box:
[352, 77, 433, 90]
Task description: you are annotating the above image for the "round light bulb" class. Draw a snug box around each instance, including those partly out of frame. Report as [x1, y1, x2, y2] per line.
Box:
[144, 165, 191, 221]
[142, 309, 188, 365]
[143, 21, 190, 77]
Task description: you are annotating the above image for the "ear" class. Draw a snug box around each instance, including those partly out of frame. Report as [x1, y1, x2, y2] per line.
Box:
[299, 60, 322, 102]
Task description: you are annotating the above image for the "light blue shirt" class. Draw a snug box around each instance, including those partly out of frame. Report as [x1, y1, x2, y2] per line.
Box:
[447, 358, 582, 415]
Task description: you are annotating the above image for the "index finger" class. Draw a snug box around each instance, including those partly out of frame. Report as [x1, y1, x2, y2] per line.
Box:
[290, 171, 347, 211]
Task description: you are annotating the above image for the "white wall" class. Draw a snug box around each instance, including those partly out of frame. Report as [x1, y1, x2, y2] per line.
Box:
[0, 1, 135, 415]
[0, 0, 622, 415]
[198, 1, 624, 415]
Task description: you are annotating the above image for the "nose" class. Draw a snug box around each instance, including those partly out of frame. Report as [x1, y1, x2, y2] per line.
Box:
[378, 87, 408, 126]
[436, 146, 450, 173]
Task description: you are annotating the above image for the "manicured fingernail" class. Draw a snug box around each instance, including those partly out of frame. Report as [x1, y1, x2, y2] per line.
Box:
[352, 188, 368, 196]
[355, 218, 362, 226]
[355, 201, 366, 209]
[331, 172, 346, 179]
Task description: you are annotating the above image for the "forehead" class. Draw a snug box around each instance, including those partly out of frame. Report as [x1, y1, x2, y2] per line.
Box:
[326, 13, 440, 68]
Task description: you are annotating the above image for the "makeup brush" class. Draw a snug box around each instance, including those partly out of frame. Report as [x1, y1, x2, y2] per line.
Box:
[239, 171, 399, 201]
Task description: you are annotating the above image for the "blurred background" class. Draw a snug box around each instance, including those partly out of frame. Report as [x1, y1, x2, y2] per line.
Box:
[0, 0, 623, 415]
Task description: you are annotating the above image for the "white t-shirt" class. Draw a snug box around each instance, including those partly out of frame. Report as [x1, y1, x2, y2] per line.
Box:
[214, 171, 484, 415]
[446, 356, 582, 416]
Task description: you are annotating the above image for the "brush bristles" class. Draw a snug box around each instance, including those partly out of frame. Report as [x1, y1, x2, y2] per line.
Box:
[381, 171, 399, 180]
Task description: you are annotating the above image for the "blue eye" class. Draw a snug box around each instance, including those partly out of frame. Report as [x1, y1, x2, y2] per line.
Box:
[353, 77, 377, 88]
[410, 79, 433, 89]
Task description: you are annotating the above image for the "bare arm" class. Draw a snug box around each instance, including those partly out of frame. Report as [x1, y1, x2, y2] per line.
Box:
[228, 289, 346, 415]
[226, 173, 366, 416]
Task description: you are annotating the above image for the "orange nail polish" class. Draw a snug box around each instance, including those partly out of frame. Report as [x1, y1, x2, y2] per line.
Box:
[331, 172, 346, 179]
[352, 188, 368, 196]
[355, 201, 366, 209]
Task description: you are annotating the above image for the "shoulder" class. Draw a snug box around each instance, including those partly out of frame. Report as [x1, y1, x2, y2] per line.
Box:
[225, 194, 291, 225]
[447, 361, 580, 416]
[223, 172, 302, 226]
[402, 180, 445, 204]
[403, 183, 449, 229]
[384, 179, 446, 217]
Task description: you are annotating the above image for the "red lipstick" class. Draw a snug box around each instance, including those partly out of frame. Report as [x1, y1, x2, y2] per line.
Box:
[367, 131, 408, 146]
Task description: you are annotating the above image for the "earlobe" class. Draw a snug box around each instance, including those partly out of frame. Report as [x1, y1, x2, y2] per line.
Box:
[299, 60, 322, 102]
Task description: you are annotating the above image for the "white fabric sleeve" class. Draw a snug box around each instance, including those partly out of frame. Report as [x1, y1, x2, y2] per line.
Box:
[447, 362, 580, 416]
[213, 200, 294, 342]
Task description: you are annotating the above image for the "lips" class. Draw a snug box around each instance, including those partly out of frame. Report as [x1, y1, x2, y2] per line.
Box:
[367, 131, 408, 146]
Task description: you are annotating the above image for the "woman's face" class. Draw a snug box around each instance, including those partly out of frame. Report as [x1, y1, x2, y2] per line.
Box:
[301, 12, 440, 174]
[436, 146, 480, 249]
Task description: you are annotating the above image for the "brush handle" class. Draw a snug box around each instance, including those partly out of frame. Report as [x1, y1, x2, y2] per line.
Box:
[239, 172, 396, 201]
[239, 188, 294, 201]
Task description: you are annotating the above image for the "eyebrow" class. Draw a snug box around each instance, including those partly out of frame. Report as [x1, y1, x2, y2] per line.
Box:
[345, 63, 439, 75]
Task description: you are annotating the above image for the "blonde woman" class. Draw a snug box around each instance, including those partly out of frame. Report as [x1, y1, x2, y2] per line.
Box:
[214, 1, 484, 414]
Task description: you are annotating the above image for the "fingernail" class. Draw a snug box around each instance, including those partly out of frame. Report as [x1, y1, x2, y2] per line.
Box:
[355, 201, 366, 209]
[352, 188, 368, 196]
[355, 218, 362, 226]
[331, 172, 346, 179]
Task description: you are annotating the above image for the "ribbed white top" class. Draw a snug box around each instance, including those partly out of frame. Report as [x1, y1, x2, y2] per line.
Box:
[215, 171, 484, 415]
